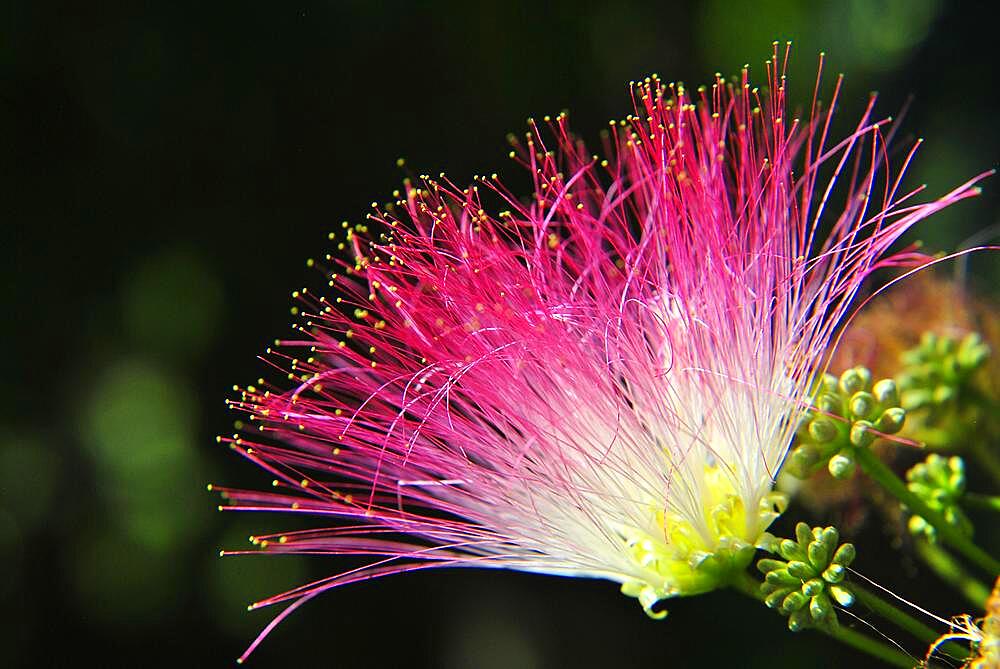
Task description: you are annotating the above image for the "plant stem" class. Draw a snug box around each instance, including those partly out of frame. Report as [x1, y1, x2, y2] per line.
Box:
[848, 582, 970, 662]
[915, 540, 992, 609]
[728, 572, 916, 668]
[968, 439, 1000, 488]
[824, 625, 915, 669]
[854, 446, 1000, 575]
[847, 583, 941, 644]
[964, 492, 1000, 513]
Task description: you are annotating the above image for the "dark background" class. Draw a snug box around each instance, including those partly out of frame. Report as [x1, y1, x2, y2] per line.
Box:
[3, 2, 997, 667]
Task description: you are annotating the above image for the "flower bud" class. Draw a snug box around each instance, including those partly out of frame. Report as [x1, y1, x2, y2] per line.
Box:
[849, 420, 874, 448]
[802, 578, 824, 597]
[787, 560, 814, 579]
[782, 590, 808, 613]
[935, 334, 957, 356]
[808, 417, 838, 443]
[822, 563, 845, 583]
[920, 331, 938, 350]
[872, 378, 898, 406]
[808, 540, 831, 571]
[757, 558, 785, 574]
[778, 538, 805, 562]
[784, 445, 819, 478]
[765, 588, 791, 609]
[795, 522, 814, 546]
[901, 388, 933, 410]
[831, 543, 855, 566]
[828, 452, 855, 479]
[829, 584, 854, 607]
[839, 367, 868, 395]
[766, 569, 800, 587]
[875, 407, 905, 434]
[932, 385, 955, 404]
[788, 607, 810, 631]
[848, 391, 876, 419]
[810, 592, 833, 621]
[957, 333, 989, 369]
[817, 393, 841, 416]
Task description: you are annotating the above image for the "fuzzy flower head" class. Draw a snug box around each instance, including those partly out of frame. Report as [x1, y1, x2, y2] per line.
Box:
[216, 46, 984, 651]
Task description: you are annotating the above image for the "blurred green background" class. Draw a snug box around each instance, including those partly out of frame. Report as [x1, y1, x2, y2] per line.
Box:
[2, 1, 997, 667]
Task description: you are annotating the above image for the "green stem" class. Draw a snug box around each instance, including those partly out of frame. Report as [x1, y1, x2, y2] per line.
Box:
[824, 625, 915, 669]
[848, 582, 970, 662]
[847, 583, 941, 644]
[728, 572, 915, 668]
[967, 439, 1000, 488]
[915, 540, 992, 608]
[854, 446, 1000, 576]
[964, 492, 1000, 513]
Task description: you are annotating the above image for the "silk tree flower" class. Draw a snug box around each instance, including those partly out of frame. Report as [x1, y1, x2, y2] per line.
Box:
[215, 47, 985, 655]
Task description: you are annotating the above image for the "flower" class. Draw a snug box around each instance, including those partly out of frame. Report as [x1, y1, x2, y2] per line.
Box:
[215, 45, 986, 656]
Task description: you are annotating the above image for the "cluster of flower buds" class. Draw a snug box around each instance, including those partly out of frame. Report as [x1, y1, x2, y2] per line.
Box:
[784, 367, 906, 480]
[905, 454, 972, 543]
[898, 332, 990, 411]
[757, 523, 856, 631]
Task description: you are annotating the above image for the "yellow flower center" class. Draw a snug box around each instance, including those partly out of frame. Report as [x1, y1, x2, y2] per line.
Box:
[618, 464, 788, 618]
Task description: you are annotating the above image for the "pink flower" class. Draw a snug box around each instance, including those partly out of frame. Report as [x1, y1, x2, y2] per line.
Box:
[215, 46, 986, 658]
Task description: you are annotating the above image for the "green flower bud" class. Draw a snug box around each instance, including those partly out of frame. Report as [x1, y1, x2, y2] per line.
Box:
[817, 393, 841, 416]
[795, 522, 814, 547]
[839, 367, 868, 395]
[828, 452, 855, 479]
[766, 569, 801, 588]
[932, 385, 955, 404]
[822, 563, 845, 583]
[808, 540, 832, 571]
[810, 592, 833, 621]
[957, 333, 989, 369]
[808, 417, 838, 443]
[906, 454, 971, 541]
[829, 584, 854, 607]
[831, 543, 856, 567]
[756, 558, 785, 574]
[872, 378, 898, 406]
[784, 444, 819, 478]
[849, 420, 874, 448]
[765, 588, 790, 609]
[788, 607, 810, 631]
[802, 578, 824, 597]
[778, 539, 804, 562]
[848, 391, 876, 420]
[760, 582, 779, 595]
[901, 388, 933, 410]
[875, 407, 905, 434]
[946, 456, 965, 491]
[782, 590, 808, 613]
[908, 515, 934, 541]
[935, 335, 956, 356]
[787, 560, 814, 579]
[819, 373, 839, 393]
